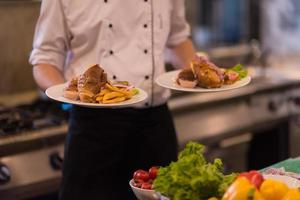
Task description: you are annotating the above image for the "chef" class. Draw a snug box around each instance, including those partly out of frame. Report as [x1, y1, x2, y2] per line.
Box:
[29, 0, 196, 199]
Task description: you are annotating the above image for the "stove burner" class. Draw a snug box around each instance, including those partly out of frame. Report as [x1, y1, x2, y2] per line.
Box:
[0, 99, 69, 136]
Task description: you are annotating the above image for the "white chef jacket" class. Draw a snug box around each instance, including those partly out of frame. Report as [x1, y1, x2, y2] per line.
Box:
[29, 0, 191, 107]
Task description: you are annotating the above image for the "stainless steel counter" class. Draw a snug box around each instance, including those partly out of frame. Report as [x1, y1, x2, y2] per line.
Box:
[168, 69, 300, 148]
[168, 67, 300, 171]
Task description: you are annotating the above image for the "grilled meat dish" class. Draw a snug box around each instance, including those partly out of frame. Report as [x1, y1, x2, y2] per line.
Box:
[191, 56, 224, 88]
[77, 64, 107, 102]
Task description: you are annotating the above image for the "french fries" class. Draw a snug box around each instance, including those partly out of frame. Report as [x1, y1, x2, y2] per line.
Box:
[105, 83, 132, 97]
[103, 96, 126, 104]
[95, 82, 137, 104]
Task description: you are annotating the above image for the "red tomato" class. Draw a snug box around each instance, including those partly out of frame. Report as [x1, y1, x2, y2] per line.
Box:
[149, 166, 159, 180]
[141, 182, 152, 190]
[133, 170, 150, 182]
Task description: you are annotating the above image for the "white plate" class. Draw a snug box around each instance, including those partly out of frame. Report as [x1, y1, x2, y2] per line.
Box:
[45, 83, 148, 108]
[156, 70, 251, 92]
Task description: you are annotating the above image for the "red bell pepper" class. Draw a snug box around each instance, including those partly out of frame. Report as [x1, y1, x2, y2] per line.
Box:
[238, 170, 264, 189]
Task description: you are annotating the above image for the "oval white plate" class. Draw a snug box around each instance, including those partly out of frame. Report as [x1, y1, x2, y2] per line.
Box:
[156, 70, 251, 92]
[45, 83, 148, 108]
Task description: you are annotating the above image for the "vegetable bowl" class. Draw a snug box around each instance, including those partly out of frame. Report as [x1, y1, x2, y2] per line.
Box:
[129, 142, 237, 200]
[129, 166, 169, 200]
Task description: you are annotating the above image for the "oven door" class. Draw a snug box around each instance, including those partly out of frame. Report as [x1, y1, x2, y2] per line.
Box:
[0, 145, 64, 200]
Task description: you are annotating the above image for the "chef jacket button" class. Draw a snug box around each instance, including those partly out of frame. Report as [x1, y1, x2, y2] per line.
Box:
[109, 23, 113, 28]
[143, 24, 148, 28]
[145, 102, 149, 106]
[109, 50, 114, 55]
[145, 75, 149, 80]
[112, 75, 117, 79]
[144, 49, 148, 54]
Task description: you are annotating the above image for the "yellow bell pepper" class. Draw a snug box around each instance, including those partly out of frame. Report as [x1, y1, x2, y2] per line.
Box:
[281, 189, 300, 200]
[260, 179, 289, 200]
[222, 177, 265, 200]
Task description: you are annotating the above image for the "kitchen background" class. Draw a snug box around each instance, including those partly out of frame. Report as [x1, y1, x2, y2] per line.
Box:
[1, 0, 300, 199]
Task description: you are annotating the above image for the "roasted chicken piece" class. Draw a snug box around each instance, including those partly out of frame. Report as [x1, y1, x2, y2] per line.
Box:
[191, 56, 224, 88]
[77, 64, 107, 102]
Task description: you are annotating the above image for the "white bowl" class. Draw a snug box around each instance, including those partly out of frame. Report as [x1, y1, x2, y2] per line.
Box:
[129, 179, 162, 200]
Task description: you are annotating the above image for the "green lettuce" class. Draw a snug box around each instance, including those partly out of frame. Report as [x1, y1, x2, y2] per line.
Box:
[227, 64, 248, 80]
[131, 88, 139, 95]
[153, 142, 236, 200]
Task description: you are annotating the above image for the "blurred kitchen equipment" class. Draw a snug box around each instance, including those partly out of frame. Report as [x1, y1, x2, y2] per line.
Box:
[0, 99, 68, 200]
[169, 75, 300, 171]
[0, 0, 39, 95]
[208, 43, 252, 67]
[193, 0, 250, 48]
[261, 0, 300, 57]
[288, 88, 300, 158]
[0, 1, 69, 199]
[246, 39, 272, 79]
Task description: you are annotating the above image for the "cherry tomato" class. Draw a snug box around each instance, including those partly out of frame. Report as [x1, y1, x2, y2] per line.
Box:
[141, 182, 152, 190]
[133, 169, 150, 182]
[149, 166, 159, 180]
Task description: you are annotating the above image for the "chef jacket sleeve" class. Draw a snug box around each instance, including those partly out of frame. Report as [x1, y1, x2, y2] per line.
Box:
[29, 0, 69, 71]
[166, 0, 191, 48]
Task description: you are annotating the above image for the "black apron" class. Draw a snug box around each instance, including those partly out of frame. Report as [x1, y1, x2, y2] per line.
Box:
[59, 104, 178, 200]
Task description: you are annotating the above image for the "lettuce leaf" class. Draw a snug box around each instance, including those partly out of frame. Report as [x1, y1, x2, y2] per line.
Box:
[153, 142, 236, 200]
[227, 64, 248, 79]
[131, 88, 139, 95]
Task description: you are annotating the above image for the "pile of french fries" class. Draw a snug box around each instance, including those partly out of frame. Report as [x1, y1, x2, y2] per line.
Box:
[95, 83, 139, 104]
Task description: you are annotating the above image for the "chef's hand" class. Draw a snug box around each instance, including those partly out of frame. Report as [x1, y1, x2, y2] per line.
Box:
[33, 64, 65, 91]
